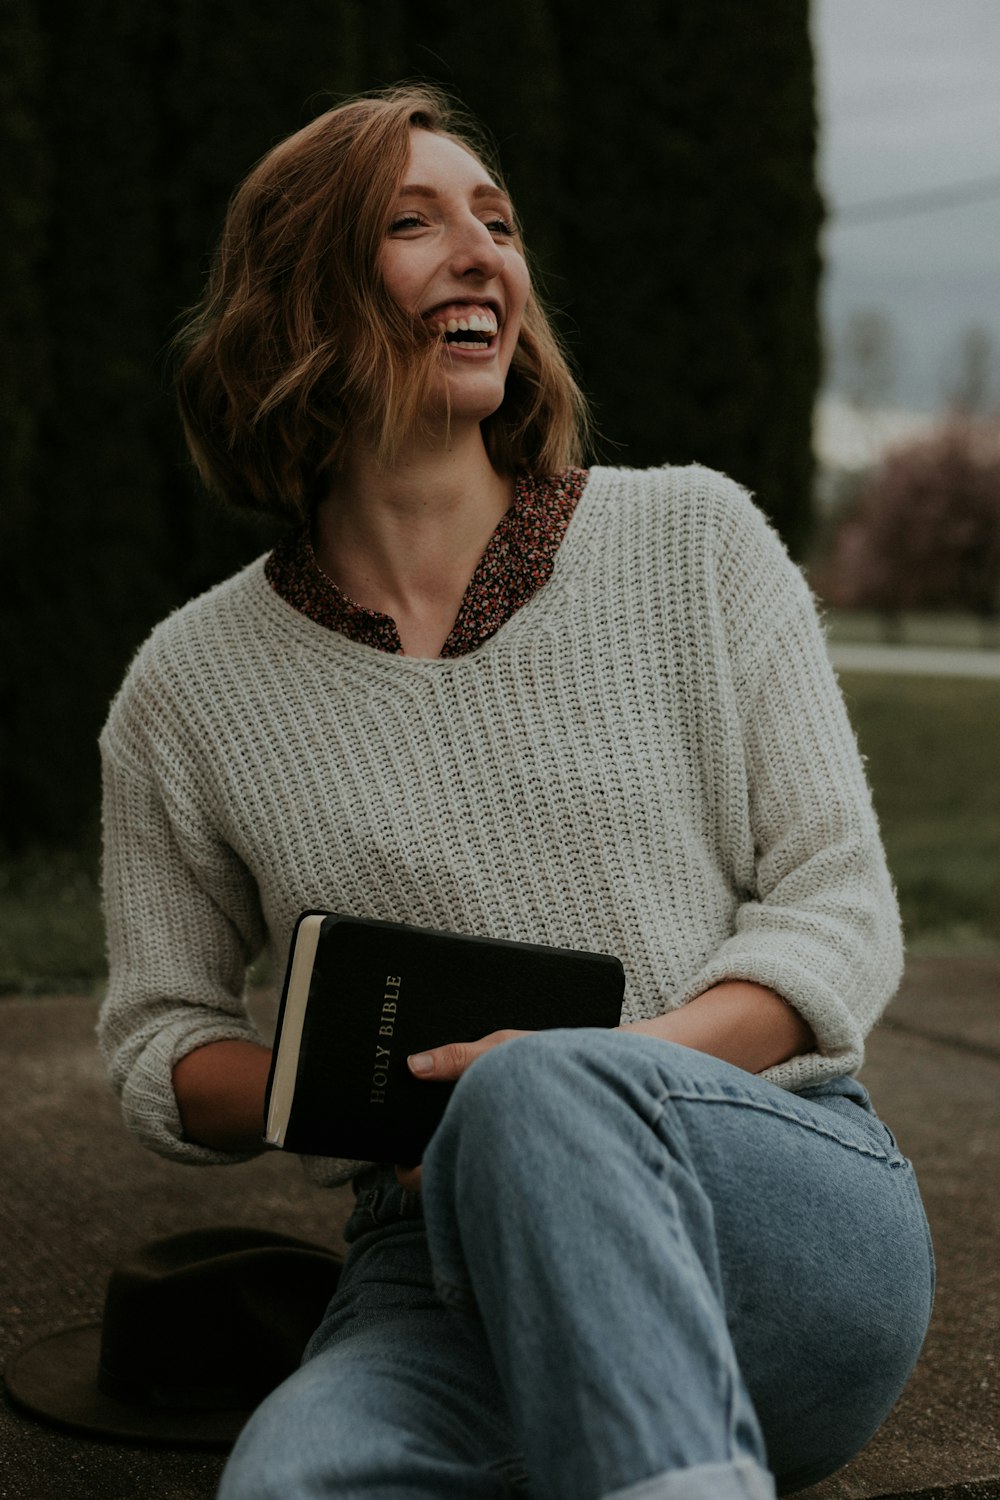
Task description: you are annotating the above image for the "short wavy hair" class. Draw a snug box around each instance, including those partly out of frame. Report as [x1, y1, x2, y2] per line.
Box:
[174, 85, 590, 521]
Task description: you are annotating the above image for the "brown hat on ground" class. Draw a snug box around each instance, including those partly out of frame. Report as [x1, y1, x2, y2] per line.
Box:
[4, 1225, 342, 1447]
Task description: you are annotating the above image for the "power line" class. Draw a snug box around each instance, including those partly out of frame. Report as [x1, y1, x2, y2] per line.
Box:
[832, 171, 1000, 226]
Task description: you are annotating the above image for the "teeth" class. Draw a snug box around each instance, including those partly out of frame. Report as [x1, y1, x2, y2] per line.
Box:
[436, 309, 498, 337]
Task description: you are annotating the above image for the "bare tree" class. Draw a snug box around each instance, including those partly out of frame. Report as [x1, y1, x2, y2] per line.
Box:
[839, 308, 897, 410]
[945, 324, 995, 415]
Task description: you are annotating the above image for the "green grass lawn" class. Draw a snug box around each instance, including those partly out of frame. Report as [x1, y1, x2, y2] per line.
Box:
[838, 672, 1000, 953]
[0, 845, 105, 994]
[1, 672, 997, 991]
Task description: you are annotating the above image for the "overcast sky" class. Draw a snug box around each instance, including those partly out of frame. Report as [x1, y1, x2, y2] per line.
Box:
[812, 0, 1000, 412]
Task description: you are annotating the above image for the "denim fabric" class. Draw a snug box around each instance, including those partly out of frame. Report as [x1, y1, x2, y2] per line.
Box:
[219, 1031, 934, 1500]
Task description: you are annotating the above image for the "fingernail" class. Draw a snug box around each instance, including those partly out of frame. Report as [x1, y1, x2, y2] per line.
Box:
[409, 1052, 434, 1075]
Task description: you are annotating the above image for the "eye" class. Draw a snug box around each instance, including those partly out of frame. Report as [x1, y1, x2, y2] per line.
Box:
[387, 213, 425, 234]
[484, 216, 516, 238]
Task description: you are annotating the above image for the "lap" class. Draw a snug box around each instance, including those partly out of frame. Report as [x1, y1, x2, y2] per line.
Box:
[222, 1035, 933, 1498]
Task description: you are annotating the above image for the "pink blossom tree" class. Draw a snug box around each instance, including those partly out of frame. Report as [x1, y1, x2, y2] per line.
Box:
[821, 417, 1000, 622]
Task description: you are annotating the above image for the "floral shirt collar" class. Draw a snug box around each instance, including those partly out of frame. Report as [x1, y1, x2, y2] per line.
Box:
[264, 468, 589, 656]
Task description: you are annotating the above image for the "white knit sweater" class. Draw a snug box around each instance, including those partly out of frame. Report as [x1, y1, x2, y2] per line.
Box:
[98, 465, 902, 1182]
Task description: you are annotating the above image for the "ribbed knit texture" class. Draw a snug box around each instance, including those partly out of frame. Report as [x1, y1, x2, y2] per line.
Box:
[98, 466, 902, 1183]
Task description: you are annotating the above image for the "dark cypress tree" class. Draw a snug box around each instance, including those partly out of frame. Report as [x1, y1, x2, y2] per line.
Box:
[2, 2, 176, 846]
[0, 0, 50, 842]
[0, 1, 383, 845]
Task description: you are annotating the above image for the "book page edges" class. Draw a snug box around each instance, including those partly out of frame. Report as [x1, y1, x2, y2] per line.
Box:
[264, 913, 326, 1146]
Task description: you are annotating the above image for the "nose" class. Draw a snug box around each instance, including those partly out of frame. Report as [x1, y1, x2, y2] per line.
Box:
[449, 214, 504, 280]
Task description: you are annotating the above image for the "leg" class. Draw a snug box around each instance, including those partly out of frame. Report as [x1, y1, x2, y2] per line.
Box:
[421, 1030, 934, 1500]
[219, 1188, 528, 1500]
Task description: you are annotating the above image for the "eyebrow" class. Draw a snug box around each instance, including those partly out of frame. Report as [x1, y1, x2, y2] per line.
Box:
[396, 183, 512, 206]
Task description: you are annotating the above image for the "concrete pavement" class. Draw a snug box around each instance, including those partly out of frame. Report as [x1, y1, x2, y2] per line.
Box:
[1, 958, 998, 1499]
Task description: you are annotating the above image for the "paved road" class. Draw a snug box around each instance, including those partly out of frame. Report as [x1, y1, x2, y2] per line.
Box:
[828, 642, 1000, 679]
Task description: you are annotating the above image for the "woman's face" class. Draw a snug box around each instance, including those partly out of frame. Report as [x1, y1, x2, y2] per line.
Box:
[379, 129, 531, 428]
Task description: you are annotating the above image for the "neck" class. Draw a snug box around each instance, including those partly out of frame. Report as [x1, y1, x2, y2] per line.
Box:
[312, 425, 515, 656]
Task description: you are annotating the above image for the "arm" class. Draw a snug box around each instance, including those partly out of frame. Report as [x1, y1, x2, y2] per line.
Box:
[173, 1040, 273, 1153]
[99, 717, 270, 1165]
[667, 478, 903, 1082]
[403, 979, 813, 1088]
[622, 979, 814, 1071]
[395, 979, 814, 1190]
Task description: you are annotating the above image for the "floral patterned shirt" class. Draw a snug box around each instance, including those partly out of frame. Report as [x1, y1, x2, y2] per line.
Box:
[264, 468, 589, 656]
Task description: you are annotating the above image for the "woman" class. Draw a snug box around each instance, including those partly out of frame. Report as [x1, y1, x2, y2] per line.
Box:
[99, 86, 934, 1499]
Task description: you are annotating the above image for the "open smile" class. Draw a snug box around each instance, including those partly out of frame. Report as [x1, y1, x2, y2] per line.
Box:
[423, 301, 501, 351]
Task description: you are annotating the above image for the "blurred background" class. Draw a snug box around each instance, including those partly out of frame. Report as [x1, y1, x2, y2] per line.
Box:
[1, 0, 997, 990]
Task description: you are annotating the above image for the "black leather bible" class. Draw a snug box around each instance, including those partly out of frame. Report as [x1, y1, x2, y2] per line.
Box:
[263, 912, 625, 1164]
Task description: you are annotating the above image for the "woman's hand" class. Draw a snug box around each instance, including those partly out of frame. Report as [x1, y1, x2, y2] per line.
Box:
[394, 1029, 534, 1191]
[406, 1027, 534, 1083]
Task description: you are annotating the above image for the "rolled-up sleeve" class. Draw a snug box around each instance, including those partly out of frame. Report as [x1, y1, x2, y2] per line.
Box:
[98, 711, 268, 1164]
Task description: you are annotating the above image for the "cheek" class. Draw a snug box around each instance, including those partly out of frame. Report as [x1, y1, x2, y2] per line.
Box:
[500, 263, 531, 350]
[510, 259, 531, 318]
[379, 247, 425, 313]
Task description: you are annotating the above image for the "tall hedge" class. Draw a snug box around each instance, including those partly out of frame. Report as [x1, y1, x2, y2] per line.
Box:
[0, 1, 822, 848]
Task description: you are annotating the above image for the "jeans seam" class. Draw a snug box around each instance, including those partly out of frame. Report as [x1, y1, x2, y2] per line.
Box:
[647, 1086, 905, 1164]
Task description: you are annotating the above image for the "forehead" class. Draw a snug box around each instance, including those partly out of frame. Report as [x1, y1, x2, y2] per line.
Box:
[398, 129, 501, 195]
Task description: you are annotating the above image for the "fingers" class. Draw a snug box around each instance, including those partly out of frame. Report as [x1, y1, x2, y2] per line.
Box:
[406, 1029, 530, 1082]
[407, 1039, 474, 1079]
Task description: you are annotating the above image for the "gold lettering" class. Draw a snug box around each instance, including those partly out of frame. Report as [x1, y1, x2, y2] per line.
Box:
[371, 978, 402, 1108]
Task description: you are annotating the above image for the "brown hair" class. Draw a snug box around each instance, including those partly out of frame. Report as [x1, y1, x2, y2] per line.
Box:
[174, 85, 590, 521]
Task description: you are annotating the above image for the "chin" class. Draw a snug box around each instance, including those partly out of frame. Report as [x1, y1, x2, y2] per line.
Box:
[442, 378, 507, 426]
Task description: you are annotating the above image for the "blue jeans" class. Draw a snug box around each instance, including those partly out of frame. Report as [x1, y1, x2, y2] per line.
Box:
[219, 1031, 934, 1500]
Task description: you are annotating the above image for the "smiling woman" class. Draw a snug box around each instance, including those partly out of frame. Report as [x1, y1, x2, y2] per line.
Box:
[304, 128, 534, 655]
[381, 131, 528, 417]
[175, 89, 584, 521]
[99, 84, 934, 1500]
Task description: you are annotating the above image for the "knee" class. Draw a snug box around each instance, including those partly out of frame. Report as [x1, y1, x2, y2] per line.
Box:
[422, 1031, 585, 1183]
[441, 1025, 711, 1127]
[428, 1027, 664, 1180]
[427, 1027, 745, 1182]
[445, 1027, 609, 1128]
